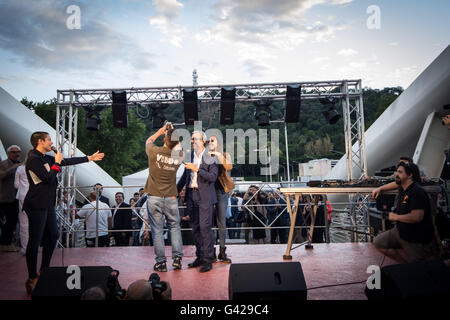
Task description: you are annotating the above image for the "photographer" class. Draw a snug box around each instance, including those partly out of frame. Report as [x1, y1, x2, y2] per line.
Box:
[243, 185, 268, 244]
[125, 276, 172, 300]
[373, 162, 439, 263]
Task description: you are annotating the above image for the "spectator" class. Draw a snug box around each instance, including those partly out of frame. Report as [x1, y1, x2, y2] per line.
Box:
[14, 150, 31, 255]
[228, 195, 238, 239]
[80, 286, 106, 300]
[178, 186, 193, 245]
[76, 191, 112, 247]
[267, 191, 289, 244]
[125, 279, 153, 300]
[84, 183, 110, 206]
[125, 279, 172, 300]
[0, 145, 22, 252]
[243, 185, 268, 244]
[133, 192, 139, 203]
[130, 198, 141, 246]
[111, 192, 132, 246]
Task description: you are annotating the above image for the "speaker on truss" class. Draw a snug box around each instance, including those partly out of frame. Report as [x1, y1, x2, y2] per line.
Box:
[220, 87, 236, 125]
[183, 88, 198, 126]
[111, 90, 128, 128]
[285, 84, 301, 123]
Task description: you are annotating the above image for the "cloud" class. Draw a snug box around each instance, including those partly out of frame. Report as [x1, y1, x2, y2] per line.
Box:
[0, 0, 155, 71]
[337, 48, 358, 57]
[195, 0, 350, 49]
[149, 0, 185, 47]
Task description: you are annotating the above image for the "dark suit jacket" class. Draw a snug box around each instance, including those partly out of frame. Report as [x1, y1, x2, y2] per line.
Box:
[177, 150, 218, 206]
[267, 197, 289, 225]
[111, 202, 132, 236]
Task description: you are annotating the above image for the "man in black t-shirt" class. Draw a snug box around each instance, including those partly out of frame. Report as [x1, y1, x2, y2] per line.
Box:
[373, 162, 439, 263]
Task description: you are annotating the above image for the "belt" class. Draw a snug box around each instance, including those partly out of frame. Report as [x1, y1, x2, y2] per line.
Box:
[189, 187, 199, 191]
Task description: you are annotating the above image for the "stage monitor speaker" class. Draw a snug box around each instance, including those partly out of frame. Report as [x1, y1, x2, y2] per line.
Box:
[285, 84, 301, 123]
[229, 262, 307, 300]
[112, 90, 128, 128]
[32, 266, 113, 300]
[183, 88, 198, 126]
[220, 87, 236, 125]
[365, 259, 450, 300]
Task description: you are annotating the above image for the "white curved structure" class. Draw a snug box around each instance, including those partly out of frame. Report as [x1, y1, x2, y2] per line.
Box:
[0, 87, 121, 201]
[327, 45, 450, 180]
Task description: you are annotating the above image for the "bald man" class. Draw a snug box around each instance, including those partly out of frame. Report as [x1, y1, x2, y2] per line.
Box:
[125, 280, 153, 300]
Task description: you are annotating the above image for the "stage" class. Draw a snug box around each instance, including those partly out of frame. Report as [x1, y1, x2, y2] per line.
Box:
[0, 243, 396, 300]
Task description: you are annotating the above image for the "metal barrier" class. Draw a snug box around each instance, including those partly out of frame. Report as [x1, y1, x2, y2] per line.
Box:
[56, 182, 376, 248]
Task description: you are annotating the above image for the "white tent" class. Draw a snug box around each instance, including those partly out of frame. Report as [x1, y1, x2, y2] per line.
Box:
[122, 164, 185, 202]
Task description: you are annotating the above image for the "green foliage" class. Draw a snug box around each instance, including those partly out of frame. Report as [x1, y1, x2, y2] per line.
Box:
[21, 86, 402, 181]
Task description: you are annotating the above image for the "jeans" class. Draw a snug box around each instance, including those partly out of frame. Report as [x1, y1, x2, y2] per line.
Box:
[147, 196, 183, 263]
[215, 189, 228, 248]
[25, 206, 59, 279]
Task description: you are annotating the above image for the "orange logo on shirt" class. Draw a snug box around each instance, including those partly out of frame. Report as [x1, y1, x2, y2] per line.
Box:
[402, 195, 408, 204]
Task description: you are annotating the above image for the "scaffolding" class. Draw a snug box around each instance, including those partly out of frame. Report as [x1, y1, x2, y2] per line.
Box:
[55, 79, 368, 247]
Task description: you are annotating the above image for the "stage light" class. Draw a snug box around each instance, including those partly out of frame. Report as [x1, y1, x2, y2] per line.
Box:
[150, 103, 168, 129]
[285, 84, 301, 123]
[254, 100, 272, 127]
[183, 88, 198, 125]
[112, 90, 128, 128]
[220, 87, 236, 125]
[84, 105, 107, 131]
[319, 97, 341, 125]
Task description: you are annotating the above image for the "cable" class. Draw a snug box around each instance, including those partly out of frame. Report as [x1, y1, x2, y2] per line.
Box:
[308, 280, 367, 291]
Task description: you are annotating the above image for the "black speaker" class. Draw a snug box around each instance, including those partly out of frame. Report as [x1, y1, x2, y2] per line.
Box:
[365, 259, 450, 300]
[32, 266, 113, 300]
[285, 84, 301, 123]
[183, 88, 198, 125]
[112, 90, 128, 128]
[220, 87, 236, 125]
[229, 262, 307, 300]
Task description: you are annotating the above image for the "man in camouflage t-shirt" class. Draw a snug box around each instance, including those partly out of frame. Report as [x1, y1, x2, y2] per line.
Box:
[143, 123, 184, 272]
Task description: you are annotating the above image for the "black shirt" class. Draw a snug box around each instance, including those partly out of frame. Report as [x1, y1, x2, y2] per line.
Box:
[394, 182, 434, 243]
[23, 149, 88, 211]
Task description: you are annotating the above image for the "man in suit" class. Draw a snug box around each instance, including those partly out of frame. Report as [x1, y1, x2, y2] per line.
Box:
[267, 191, 289, 244]
[177, 131, 218, 273]
[111, 192, 132, 246]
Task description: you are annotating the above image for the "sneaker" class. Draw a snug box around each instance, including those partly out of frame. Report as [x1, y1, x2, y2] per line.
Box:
[153, 261, 167, 272]
[172, 257, 182, 270]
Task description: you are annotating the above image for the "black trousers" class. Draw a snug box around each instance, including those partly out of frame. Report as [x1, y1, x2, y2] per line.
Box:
[0, 200, 19, 245]
[85, 235, 109, 247]
[25, 206, 59, 279]
[114, 233, 131, 246]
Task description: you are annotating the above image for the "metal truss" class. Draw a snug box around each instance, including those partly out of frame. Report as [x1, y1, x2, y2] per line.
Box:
[57, 79, 362, 106]
[55, 80, 368, 247]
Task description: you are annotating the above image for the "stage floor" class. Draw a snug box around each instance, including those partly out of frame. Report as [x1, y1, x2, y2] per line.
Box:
[0, 243, 396, 300]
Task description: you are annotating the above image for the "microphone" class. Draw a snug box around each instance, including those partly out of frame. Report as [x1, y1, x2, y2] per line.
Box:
[51, 146, 58, 153]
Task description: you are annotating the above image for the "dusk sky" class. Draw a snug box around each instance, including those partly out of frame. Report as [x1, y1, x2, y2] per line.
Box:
[0, 0, 449, 102]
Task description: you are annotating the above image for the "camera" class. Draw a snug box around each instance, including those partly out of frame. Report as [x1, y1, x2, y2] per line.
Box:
[148, 272, 167, 300]
[106, 270, 127, 300]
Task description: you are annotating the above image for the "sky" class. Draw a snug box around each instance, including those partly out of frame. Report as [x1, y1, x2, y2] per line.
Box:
[0, 0, 449, 102]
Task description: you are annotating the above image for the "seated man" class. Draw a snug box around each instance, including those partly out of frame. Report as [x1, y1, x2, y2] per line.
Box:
[373, 162, 439, 263]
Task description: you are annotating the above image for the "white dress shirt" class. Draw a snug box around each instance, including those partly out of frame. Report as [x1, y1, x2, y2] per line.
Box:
[189, 148, 205, 188]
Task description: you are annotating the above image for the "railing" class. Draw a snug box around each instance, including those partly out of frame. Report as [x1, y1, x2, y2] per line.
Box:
[56, 181, 376, 248]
